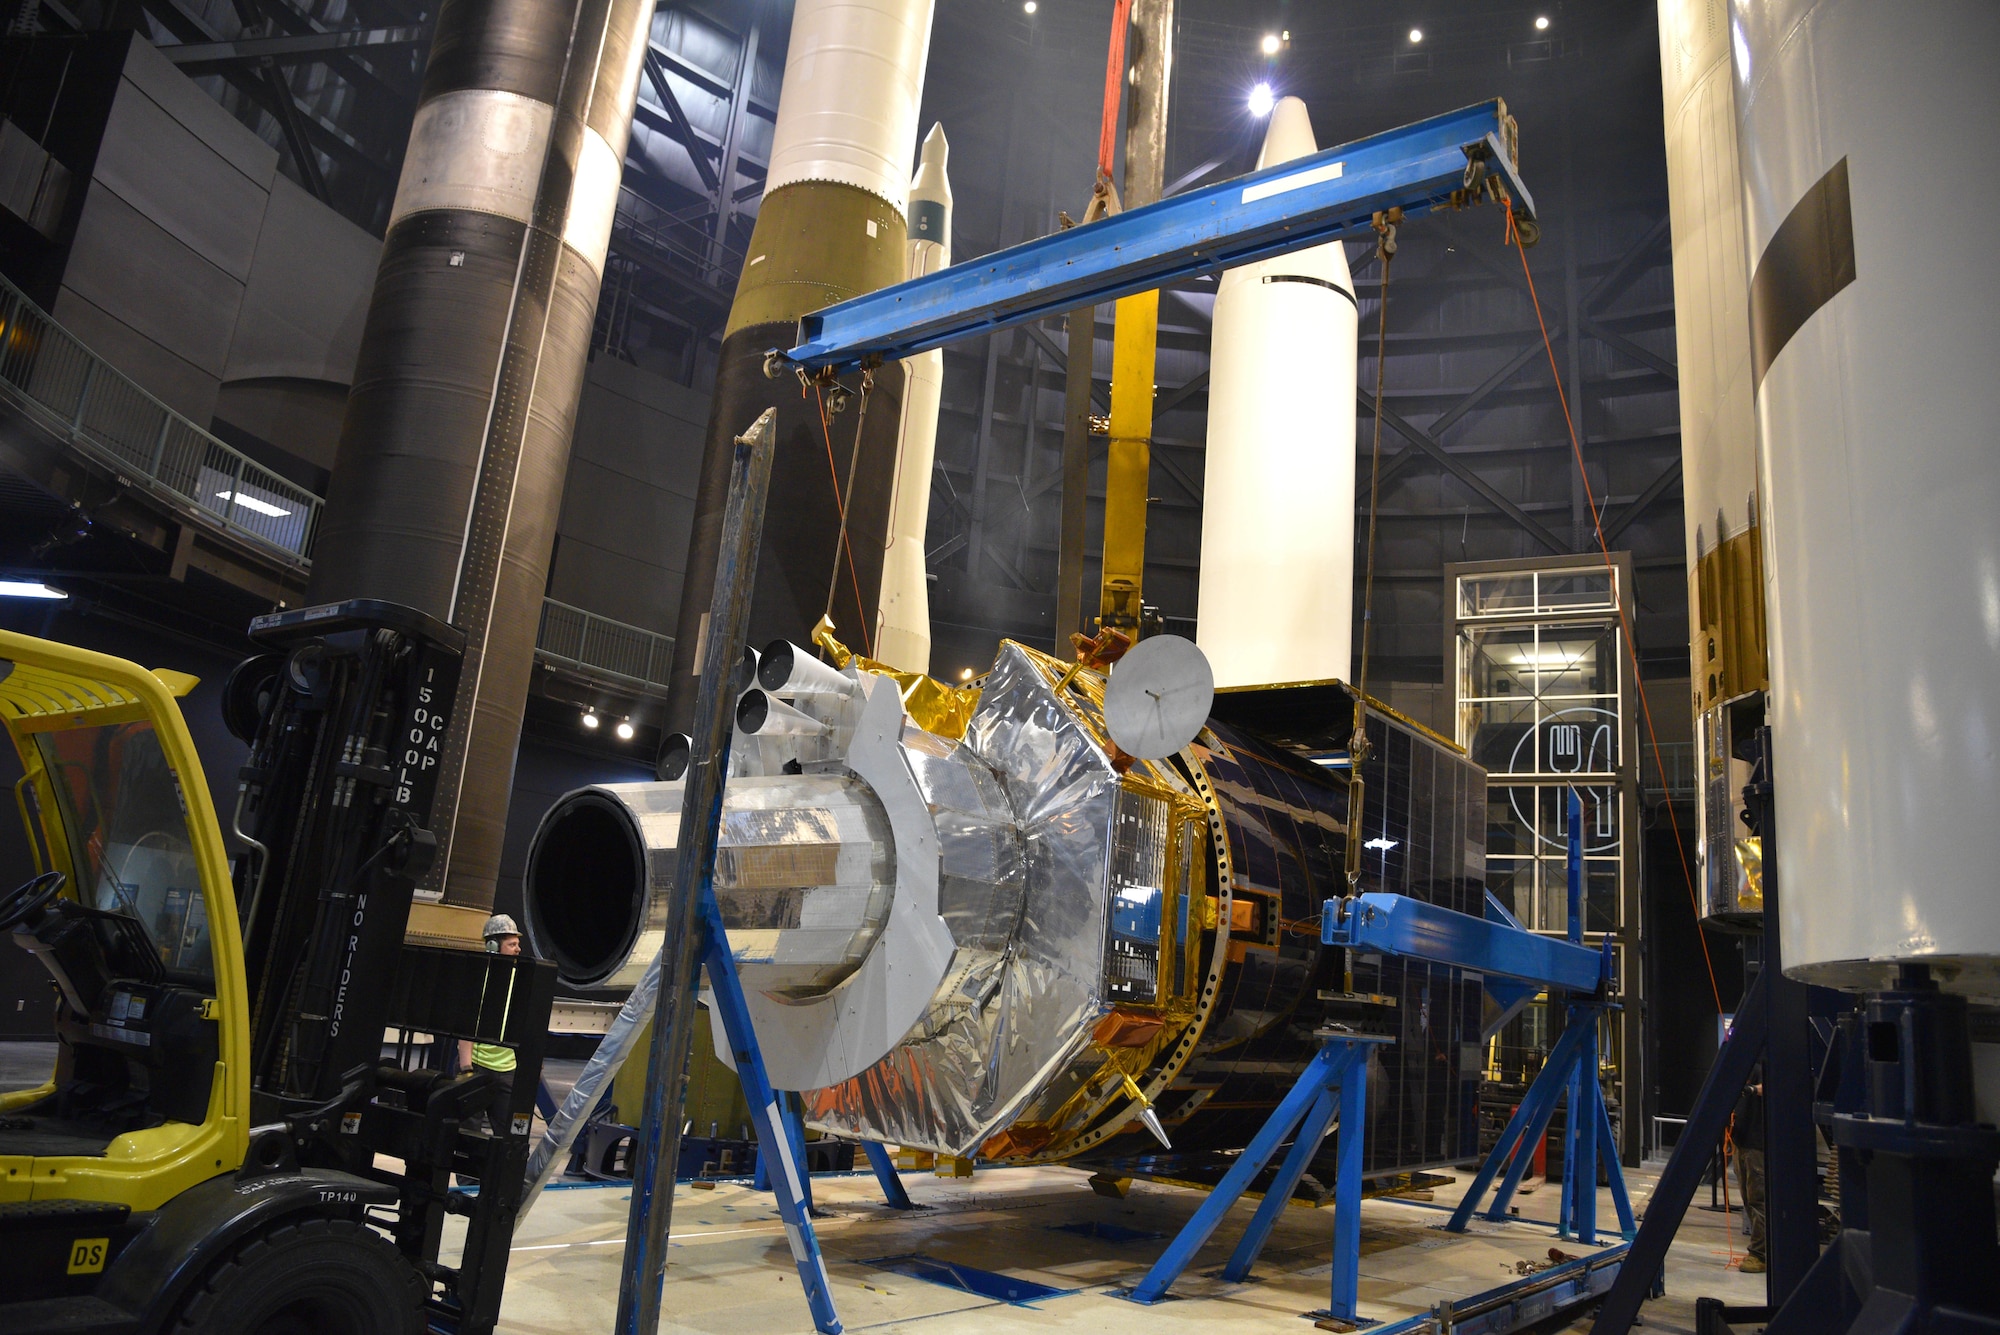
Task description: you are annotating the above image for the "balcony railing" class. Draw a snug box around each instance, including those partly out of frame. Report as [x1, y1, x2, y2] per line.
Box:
[536, 598, 675, 689]
[1639, 741, 1696, 798]
[0, 271, 320, 563]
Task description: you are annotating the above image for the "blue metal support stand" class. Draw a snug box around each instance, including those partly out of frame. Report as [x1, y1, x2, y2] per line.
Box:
[697, 888, 843, 1332]
[1444, 792, 1634, 1245]
[862, 1142, 917, 1211]
[1122, 1033, 1392, 1324]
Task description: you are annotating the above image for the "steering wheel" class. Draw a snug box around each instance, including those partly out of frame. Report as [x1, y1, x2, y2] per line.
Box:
[0, 870, 66, 934]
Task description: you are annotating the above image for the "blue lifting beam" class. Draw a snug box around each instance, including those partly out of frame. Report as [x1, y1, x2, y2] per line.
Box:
[782, 99, 1534, 372]
[696, 887, 844, 1332]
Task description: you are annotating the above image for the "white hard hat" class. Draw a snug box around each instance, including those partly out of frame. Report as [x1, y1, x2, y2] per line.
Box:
[482, 913, 521, 941]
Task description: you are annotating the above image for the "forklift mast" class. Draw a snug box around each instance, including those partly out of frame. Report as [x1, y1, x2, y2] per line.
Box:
[230, 599, 463, 1114]
[226, 599, 557, 1332]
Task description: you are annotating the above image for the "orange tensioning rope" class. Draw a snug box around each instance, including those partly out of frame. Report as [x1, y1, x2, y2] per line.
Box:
[812, 383, 875, 658]
[1505, 204, 1724, 1017]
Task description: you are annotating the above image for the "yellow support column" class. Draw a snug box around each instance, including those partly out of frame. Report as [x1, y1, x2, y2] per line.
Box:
[1098, 289, 1159, 633]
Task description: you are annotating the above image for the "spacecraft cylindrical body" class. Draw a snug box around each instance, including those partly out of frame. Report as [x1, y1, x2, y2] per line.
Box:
[661, 0, 933, 743]
[1656, 0, 1766, 924]
[308, 0, 653, 918]
[1196, 98, 1359, 690]
[873, 124, 952, 676]
[527, 644, 1483, 1172]
[1734, 0, 2000, 994]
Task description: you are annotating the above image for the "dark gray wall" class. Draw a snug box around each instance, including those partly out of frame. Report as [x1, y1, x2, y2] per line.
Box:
[48, 37, 376, 477]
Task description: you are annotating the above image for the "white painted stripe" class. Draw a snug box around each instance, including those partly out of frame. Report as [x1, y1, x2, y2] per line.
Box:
[1242, 159, 1344, 204]
[390, 89, 553, 228]
[561, 126, 622, 278]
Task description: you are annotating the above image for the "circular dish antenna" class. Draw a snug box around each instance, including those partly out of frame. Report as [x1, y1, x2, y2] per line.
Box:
[1103, 635, 1215, 759]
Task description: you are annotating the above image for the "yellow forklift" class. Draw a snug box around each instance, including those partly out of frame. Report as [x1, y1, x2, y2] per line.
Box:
[0, 600, 555, 1334]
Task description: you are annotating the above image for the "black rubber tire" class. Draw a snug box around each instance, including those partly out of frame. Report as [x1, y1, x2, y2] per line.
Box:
[169, 1216, 425, 1335]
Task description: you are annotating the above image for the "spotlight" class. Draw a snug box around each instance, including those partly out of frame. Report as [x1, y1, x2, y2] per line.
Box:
[581, 709, 600, 730]
[1409, 27, 1423, 42]
[1260, 32, 1280, 55]
[1023, 0, 1035, 11]
[1247, 81, 1274, 117]
[0, 580, 67, 600]
[959, 667, 975, 682]
[616, 717, 635, 741]
[1535, 14, 1549, 29]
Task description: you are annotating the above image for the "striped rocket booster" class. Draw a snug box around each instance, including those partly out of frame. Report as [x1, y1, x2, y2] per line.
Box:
[1196, 97, 1360, 689]
[872, 123, 952, 675]
[662, 0, 936, 742]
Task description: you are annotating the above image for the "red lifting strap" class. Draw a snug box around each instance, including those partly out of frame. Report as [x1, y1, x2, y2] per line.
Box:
[1098, 0, 1133, 182]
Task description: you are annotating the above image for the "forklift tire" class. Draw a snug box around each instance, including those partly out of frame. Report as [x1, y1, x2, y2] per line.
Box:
[168, 1216, 425, 1335]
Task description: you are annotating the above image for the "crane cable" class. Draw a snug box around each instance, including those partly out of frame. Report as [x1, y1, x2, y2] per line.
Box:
[813, 377, 876, 659]
[1505, 203, 1724, 1017]
[1345, 213, 1397, 893]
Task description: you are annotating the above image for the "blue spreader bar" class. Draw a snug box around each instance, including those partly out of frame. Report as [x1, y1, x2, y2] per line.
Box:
[786, 100, 1534, 371]
[1322, 892, 1606, 994]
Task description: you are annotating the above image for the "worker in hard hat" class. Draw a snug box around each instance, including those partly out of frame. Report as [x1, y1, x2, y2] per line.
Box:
[458, 913, 523, 1135]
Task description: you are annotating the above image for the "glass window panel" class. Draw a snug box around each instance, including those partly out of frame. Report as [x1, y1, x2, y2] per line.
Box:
[1465, 699, 1536, 775]
[1536, 705, 1620, 776]
[1537, 623, 1619, 697]
[1486, 858, 1533, 926]
[1538, 785, 1620, 856]
[1586, 863, 1621, 932]
[1539, 569, 1616, 612]
[1460, 625, 1538, 701]
[1459, 574, 1536, 619]
[1486, 785, 1538, 858]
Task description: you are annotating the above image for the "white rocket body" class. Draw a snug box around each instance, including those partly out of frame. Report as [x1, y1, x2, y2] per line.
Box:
[1735, 0, 2000, 995]
[1197, 98, 1360, 689]
[762, 0, 935, 216]
[874, 124, 950, 674]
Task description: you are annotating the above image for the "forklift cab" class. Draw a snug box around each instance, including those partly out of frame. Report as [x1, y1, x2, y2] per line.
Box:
[0, 633, 248, 1210]
[1, 612, 555, 1335]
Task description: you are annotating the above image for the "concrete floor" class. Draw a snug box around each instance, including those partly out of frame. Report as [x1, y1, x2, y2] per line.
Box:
[473, 1157, 1767, 1334]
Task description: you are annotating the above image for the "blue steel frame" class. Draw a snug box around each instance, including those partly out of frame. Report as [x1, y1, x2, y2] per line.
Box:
[1120, 1034, 1393, 1322]
[783, 100, 1535, 371]
[697, 888, 845, 1333]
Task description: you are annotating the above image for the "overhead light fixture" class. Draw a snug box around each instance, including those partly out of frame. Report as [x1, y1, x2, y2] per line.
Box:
[1281, 29, 1290, 41]
[958, 667, 975, 682]
[215, 490, 292, 519]
[1023, 0, 1035, 11]
[1260, 32, 1280, 55]
[616, 717, 635, 740]
[1409, 27, 1424, 43]
[1535, 14, 1550, 29]
[1248, 81, 1275, 117]
[1364, 837, 1400, 852]
[581, 710, 600, 730]
[0, 579, 67, 600]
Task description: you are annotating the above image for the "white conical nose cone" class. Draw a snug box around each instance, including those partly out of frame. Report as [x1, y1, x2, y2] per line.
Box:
[911, 122, 951, 205]
[1257, 96, 1318, 170]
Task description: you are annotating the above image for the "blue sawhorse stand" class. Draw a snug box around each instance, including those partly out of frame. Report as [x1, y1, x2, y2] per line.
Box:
[749, 1102, 915, 1214]
[1445, 790, 1634, 1246]
[1121, 1033, 1393, 1326]
[697, 888, 845, 1332]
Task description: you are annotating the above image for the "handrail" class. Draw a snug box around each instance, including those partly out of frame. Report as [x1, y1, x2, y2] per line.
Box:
[0, 271, 321, 564]
[0, 272, 675, 694]
[536, 598, 675, 689]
